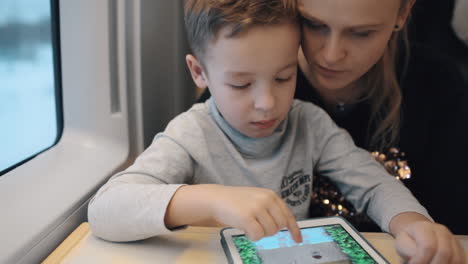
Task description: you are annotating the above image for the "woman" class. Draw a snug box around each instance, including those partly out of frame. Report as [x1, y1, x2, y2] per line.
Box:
[295, 0, 468, 236]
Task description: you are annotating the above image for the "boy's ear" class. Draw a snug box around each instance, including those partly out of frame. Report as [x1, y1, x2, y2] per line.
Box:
[186, 54, 208, 89]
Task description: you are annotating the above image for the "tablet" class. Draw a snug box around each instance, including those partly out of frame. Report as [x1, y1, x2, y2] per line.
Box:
[220, 216, 389, 264]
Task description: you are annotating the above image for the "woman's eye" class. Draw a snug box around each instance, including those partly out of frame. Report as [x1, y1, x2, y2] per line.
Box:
[301, 17, 327, 31]
[228, 83, 250, 89]
[352, 30, 374, 38]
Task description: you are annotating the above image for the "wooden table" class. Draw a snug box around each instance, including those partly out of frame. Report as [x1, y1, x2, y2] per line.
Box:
[43, 222, 468, 263]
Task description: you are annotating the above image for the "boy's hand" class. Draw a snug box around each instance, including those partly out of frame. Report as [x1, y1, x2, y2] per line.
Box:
[390, 212, 465, 264]
[209, 185, 302, 243]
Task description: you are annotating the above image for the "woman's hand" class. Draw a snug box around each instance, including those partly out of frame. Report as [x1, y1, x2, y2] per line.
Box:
[390, 212, 465, 264]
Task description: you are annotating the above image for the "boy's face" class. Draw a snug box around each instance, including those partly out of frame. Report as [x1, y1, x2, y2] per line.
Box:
[187, 22, 300, 138]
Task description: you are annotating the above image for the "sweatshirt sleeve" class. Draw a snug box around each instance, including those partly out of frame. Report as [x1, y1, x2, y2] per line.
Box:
[88, 134, 194, 242]
[309, 106, 432, 233]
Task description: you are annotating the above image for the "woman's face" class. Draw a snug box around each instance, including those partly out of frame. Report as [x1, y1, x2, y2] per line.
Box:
[299, 0, 407, 92]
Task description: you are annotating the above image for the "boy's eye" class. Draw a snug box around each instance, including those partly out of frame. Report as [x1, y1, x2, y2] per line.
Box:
[228, 83, 250, 89]
[276, 76, 292, 83]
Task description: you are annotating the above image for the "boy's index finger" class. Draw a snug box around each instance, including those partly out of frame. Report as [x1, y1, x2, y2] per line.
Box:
[274, 195, 302, 243]
[287, 217, 303, 243]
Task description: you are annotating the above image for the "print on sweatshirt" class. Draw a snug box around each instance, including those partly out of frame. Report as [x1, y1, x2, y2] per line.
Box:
[281, 169, 312, 206]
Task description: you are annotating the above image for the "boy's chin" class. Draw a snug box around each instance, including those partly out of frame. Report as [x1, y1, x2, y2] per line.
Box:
[248, 133, 274, 138]
[243, 128, 276, 138]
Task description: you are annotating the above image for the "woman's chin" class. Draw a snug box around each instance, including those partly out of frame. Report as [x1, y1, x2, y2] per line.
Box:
[313, 76, 351, 92]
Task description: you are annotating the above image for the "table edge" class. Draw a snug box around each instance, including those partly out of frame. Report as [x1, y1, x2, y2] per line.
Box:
[41, 223, 90, 264]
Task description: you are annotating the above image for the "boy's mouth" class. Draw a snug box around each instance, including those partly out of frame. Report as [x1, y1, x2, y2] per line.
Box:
[250, 119, 277, 129]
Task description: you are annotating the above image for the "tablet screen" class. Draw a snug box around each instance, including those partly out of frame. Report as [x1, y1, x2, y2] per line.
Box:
[232, 224, 377, 264]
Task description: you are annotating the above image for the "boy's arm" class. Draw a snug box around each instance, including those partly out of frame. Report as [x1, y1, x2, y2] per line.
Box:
[309, 106, 431, 233]
[389, 211, 431, 236]
[164, 184, 219, 227]
[164, 184, 303, 243]
[88, 135, 194, 242]
[389, 212, 466, 264]
[309, 104, 465, 263]
[88, 136, 303, 243]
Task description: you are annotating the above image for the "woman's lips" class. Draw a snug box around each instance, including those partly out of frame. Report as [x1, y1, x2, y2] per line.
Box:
[316, 64, 346, 77]
[250, 119, 277, 129]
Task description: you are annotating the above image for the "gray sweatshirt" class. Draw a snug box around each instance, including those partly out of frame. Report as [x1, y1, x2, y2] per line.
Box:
[88, 99, 430, 242]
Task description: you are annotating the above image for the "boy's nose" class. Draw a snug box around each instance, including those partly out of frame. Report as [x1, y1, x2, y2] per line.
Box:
[254, 89, 275, 113]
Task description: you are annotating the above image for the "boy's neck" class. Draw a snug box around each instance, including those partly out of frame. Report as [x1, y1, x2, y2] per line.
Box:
[209, 98, 288, 157]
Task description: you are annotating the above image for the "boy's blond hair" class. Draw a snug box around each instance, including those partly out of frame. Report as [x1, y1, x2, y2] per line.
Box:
[184, 0, 298, 60]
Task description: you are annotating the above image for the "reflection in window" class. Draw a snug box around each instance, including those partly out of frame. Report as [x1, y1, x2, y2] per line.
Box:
[0, 0, 61, 175]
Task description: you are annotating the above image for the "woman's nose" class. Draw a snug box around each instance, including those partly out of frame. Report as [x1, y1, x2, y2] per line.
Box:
[322, 34, 346, 65]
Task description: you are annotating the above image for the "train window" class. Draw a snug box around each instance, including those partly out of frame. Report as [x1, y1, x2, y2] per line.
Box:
[0, 0, 62, 175]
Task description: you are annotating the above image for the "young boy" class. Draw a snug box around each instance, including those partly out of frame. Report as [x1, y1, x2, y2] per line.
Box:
[88, 0, 437, 255]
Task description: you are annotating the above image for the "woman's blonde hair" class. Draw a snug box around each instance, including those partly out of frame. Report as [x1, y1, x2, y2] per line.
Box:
[362, 0, 413, 151]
